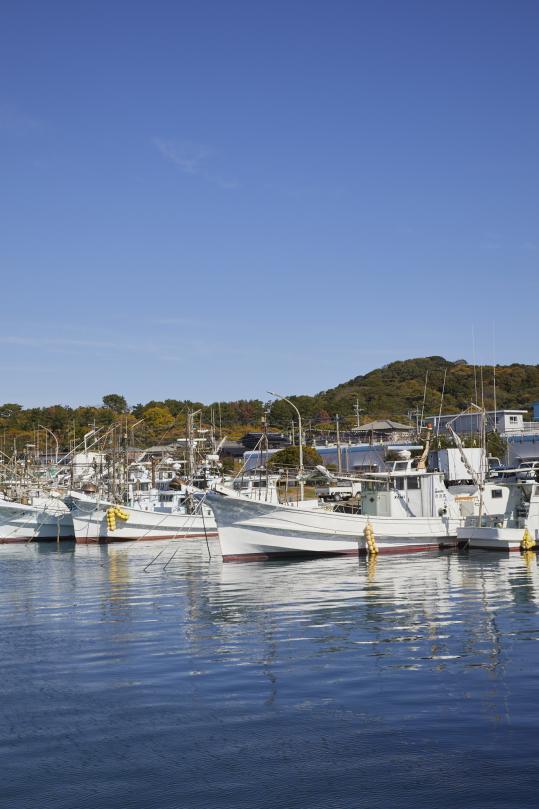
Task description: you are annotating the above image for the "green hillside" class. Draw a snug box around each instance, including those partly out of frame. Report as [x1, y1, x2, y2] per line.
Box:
[268, 356, 539, 428]
[1, 357, 538, 451]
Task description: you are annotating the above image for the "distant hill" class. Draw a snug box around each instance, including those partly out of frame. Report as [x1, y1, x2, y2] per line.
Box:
[268, 356, 539, 428]
[2, 356, 538, 449]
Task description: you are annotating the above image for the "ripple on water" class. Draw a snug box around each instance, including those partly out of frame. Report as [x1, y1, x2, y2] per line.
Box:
[2, 543, 539, 808]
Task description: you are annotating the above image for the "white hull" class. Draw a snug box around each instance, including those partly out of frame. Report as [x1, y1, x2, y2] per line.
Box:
[0, 500, 74, 543]
[68, 495, 217, 544]
[457, 525, 539, 551]
[207, 491, 461, 560]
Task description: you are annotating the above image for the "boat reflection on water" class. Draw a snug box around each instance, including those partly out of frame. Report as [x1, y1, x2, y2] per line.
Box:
[207, 548, 539, 719]
[214, 548, 539, 619]
[3, 539, 539, 807]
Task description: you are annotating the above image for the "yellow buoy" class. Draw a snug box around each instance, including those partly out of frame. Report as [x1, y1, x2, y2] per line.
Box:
[106, 506, 129, 532]
[363, 521, 378, 555]
[521, 528, 535, 551]
[367, 552, 378, 580]
[522, 549, 536, 571]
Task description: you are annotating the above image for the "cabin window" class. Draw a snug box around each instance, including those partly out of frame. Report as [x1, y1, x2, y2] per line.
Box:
[395, 478, 406, 490]
[407, 477, 420, 490]
[159, 494, 173, 502]
[509, 416, 518, 424]
[491, 489, 503, 499]
[140, 483, 149, 491]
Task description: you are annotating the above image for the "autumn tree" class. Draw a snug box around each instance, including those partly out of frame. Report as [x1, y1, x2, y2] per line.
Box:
[102, 394, 129, 413]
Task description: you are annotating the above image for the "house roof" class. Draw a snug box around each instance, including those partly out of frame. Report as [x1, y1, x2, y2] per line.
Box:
[354, 419, 414, 432]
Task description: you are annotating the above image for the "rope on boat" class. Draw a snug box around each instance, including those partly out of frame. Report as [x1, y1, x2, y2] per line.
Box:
[141, 494, 214, 571]
[163, 544, 181, 571]
[143, 545, 168, 572]
[200, 494, 212, 558]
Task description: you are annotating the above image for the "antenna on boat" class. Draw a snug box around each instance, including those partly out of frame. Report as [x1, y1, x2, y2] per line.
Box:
[472, 325, 479, 404]
[492, 322, 498, 433]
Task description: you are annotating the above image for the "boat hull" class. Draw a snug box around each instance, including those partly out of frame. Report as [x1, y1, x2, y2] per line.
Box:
[68, 496, 217, 543]
[0, 501, 74, 543]
[206, 491, 460, 561]
[457, 525, 539, 551]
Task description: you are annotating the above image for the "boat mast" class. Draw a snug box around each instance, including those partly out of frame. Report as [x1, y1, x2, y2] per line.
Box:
[416, 423, 433, 471]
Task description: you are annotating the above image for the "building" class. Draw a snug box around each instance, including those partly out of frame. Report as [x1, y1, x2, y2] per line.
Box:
[425, 405, 539, 466]
[351, 419, 416, 444]
[424, 409, 529, 436]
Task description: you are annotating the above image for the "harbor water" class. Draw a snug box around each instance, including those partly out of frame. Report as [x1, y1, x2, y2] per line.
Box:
[2, 540, 539, 808]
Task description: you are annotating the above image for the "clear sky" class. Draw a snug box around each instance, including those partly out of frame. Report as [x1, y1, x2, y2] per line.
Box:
[1, 0, 538, 407]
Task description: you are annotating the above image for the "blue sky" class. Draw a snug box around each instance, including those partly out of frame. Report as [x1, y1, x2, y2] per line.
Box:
[1, 0, 538, 407]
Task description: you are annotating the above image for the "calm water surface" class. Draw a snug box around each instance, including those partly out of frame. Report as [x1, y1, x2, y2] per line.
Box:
[2, 540, 539, 808]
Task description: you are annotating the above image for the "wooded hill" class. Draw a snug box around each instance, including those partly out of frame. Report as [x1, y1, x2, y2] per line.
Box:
[1, 357, 538, 452]
[312, 356, 539, 422]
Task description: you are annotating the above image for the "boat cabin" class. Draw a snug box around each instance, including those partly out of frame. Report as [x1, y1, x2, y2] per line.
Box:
[361, 470, 458, 519]
[230, 471, 281, 503]
[465, 481, 539, 531]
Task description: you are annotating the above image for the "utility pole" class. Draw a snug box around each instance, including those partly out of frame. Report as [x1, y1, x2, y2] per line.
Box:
[353, 397, 362, 430]
[187, 411, 194, 480]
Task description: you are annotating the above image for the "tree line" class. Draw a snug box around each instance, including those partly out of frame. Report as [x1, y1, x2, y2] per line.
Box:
[2, 356, 538, 454]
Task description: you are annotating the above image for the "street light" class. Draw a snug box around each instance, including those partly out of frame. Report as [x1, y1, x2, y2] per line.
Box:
[267, 390, 304, 500]
[39, 425, 59, 465]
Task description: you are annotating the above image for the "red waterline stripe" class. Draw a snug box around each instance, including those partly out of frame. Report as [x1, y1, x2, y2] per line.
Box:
[222, 542, 454, 562]
[76, 532, 218, 544]
[0, 536, 34, 544]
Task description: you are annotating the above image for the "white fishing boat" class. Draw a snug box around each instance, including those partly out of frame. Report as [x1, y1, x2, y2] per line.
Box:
[65, 462, 297, 544]
[0, 493, 73, 543]
[66, 485, 217, 544]
[206, 461, 474, 560]
[457, 478, 539, 551]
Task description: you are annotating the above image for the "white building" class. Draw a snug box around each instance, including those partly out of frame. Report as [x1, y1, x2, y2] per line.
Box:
[425, 405, 539, 466]
[425, 409, 529, 436]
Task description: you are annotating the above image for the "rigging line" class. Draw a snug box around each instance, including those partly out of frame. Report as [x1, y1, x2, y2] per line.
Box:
[232, 433, 265, 484]
[200, 494, 212, 558]
[24, 505, 53, 544]
[0, 499, 52, 541]
[143, 545, 167, 572]
[150, 508, 201, 570]
[437, 367, 448, 439]
[132, 491, 208, 544]
[420, 370, 429, 430]
[163, 545, 181, 571]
